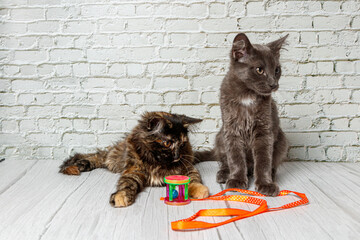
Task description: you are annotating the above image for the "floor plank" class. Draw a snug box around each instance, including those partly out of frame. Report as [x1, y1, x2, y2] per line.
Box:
[0, 161, 359, 240]
[0, 161, 91, 240]
[0, 160, 37, 194]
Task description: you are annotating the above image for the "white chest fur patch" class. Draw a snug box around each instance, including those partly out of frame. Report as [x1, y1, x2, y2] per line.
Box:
[240, 97, 255, 106]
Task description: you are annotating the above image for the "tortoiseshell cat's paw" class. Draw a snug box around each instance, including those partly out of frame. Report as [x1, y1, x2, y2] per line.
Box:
[60, 165, 80, 175]
[59, 154, 91, 175]
[216, 169, 229, 184]
[110, 191, 135, 208]
[225, 179, 248, 189]
[256, 183, 279, 197]
[188, 183, 209, 199]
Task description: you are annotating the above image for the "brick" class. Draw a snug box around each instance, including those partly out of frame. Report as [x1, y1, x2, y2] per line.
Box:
[28, 133, 60, 146]
[19, 119, 37, 132]
[201, 19, 237, 31]
[331, 118, 349, 130]
[63, 21, 95, 33]
[0, 93, 16, 105]
[11, 8, 44, 20]
[98, 105, 132, 117]
[90, 64, 107, 75]
[228, 2, 246, 17]
[320, 132, 358, 145]
[288, 147, 306, 160]
[209, 3, 226, 17]
[148, 63, 184, 75]
[1, 120, 18, 133]
[276, 16, 312, 29]
[27, 106, 61, 117]
[317, 62, 334, 74]
[160, 48, 194, 60]
[306, 76, 342, 88]
[108, 63, 126, 76]
[12, 80, 45, 90]
[322, 104, 358, 116]
[308, 147, 327, 160]
[0, 22, 27, 34]
[73, 63, 89, 77]
[171, 105, 206, 117]
[154, 77, 188, 89]
[247, 2, 265, 15]
[46, 7, 79, 19]
[14, 50, 47, 62]
[180, 91, 199, 104]
[99, 19, 126, 33]
[126, 64, 144, 77]
[50, 49, 83, 62]
[193, 75, 222, 89]
[344, 76, 360, 88]
[171, 4, 207, 18]
[201, 91, 218, 104]
[81, 5, 116, 18]
[346, 147, 360, 162]
[63, 106, 95, 117]
[55, 64, 72, 76]
[0, 134, 26, 145]
[126, 19, 163, 31]
[144, 93, 162, 104]
[323, 1, 341, 13]
[349, 118, 360, 130]
[82, 78, 115, 89]
[314, 16, 349, 29]
[336, 61, 354, 74]
[28, 21, 60, 33]
[287, 132, 320, 146]
[126, 93, 143, 104]
[165, 20, 199, 31]
[63, 133, 96, 146]
[284, 104, 320, 117]
[116, 78, 151, 89]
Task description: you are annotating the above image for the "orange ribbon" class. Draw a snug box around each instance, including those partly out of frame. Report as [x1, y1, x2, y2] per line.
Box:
[163, 188, 309, 231]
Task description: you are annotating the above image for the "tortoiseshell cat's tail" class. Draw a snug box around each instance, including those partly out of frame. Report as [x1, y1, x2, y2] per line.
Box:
[59, 149, 108, 175]
[193, 150, 217, 164]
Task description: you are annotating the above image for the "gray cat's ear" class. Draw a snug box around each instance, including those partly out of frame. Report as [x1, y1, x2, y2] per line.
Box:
[181, 116, 202, 128]
[267, 34, 289, 53]
[232, 33, 253, 62]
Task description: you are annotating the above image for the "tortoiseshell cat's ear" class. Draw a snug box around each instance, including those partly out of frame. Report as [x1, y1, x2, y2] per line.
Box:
[267, 34, 289, 54]
[143, 112, 170, 132]
[181, 116, 202, 128]
[232, 33, 253, 62]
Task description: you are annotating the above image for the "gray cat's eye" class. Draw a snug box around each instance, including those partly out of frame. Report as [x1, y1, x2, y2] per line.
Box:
[256, 67, 264, 75]
[275, 67, 281, 74]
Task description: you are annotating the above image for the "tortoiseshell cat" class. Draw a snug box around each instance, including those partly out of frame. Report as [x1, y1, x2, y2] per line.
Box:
[196, 33, 289, 196]
[60, 112, 209, 207]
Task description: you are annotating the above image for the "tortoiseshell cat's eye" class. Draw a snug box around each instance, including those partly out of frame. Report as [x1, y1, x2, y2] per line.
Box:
[156, 139, 171, 147]
[163, 141, 171, 148]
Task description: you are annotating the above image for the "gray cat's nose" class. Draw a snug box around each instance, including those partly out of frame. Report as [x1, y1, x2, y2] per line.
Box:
[270, 84, 278, 89]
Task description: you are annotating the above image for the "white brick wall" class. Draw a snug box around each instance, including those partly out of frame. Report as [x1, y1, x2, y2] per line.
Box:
[0, 0, 359, 162]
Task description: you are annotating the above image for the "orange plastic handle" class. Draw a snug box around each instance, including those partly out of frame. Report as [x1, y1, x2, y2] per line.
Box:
[167, 188, 309, 231]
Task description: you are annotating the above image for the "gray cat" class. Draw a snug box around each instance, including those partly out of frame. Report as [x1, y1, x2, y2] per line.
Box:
[196, 33, 289, 196]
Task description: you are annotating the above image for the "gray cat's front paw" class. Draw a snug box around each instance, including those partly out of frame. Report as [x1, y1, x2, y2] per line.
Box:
[216, 169, 229, 183]
[225, 179, 248, 189]
[256, 183, 279, 196]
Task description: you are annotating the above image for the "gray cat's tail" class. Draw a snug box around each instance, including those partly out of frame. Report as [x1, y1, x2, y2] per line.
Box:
[193, 149, 217, 164]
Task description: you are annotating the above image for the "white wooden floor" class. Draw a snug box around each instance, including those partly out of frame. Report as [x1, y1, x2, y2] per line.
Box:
[0, 160, 359, 240]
